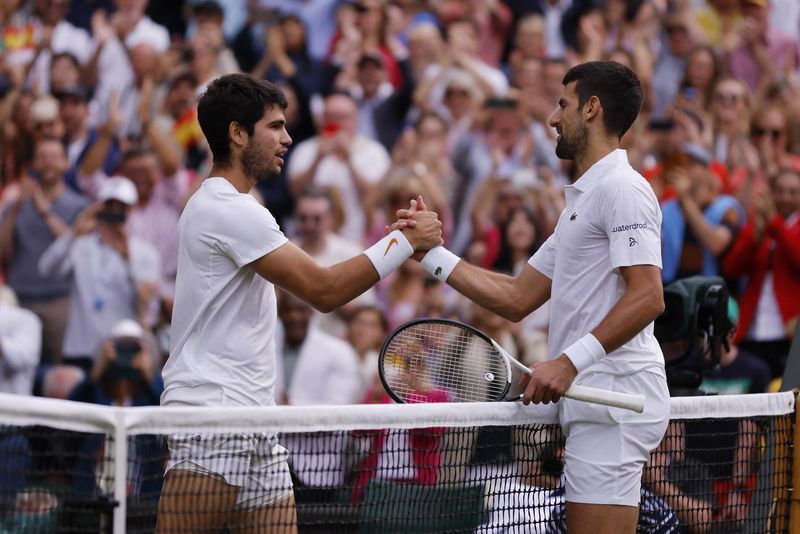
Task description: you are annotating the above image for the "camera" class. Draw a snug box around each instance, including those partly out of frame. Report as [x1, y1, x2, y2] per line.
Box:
[105, 339, 142, 381]
[654, 276, 733, 395]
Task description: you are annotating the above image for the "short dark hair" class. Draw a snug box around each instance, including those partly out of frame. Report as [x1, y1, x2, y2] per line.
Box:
[296, 187, 334, 211]
[193, 0, 224, 19]
[197, 74, 287, 166]
[562, 61, 643, 139]
[117, 146, 157, 171]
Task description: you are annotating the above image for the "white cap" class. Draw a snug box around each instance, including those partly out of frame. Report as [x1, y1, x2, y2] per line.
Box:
[30, 96, 60, 123]
[98, 176, 139, 206]
[110, 319, 144, 339]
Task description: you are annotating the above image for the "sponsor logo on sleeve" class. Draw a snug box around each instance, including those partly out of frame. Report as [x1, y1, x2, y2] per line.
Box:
[611, 222, 648, 233]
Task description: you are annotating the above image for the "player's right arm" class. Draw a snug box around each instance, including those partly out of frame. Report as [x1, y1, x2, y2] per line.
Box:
[252, 211, 442, 313]
[445, 262, 551, 323]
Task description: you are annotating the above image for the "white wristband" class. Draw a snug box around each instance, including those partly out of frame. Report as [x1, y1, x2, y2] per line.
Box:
[420, 246, 461, 282]
[364, 230, 413, 279]
[563, 333, 605, 374]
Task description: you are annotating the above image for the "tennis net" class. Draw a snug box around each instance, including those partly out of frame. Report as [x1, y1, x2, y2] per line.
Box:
[0, 391, 796, 533]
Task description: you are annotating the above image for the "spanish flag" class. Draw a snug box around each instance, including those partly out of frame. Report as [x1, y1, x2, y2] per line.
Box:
[2, 23, 37, 53]
[172, 107, 204, 151]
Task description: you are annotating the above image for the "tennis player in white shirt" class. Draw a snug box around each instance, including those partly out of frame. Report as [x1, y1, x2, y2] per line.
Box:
[155, 74, 442, 533]
[396, 61, 670, 533]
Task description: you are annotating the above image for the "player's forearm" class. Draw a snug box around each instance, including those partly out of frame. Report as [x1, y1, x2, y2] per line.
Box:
[447, 261, 529, 322]
[591, 277, 664, 354]
[309, 256, 381, 313]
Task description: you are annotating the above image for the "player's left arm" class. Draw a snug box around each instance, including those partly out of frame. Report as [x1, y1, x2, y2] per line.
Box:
[591, 264, 665, 354]
[523, 265, 663, 405]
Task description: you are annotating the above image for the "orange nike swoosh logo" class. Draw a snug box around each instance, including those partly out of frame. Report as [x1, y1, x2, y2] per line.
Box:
[384, 238, 398, 256]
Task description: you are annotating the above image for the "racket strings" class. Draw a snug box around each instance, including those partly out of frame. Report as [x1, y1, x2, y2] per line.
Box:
[382, 323, 510, 403]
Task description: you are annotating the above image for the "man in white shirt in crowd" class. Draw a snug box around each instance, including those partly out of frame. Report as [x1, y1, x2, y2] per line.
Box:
[287, 93, 390, 243]
[156, 73, 441, 533]
[292, 187, 377, 337]
[276, 288, 361, 406]
[39, 176, 161, 373]
[397, 61, 669, 534]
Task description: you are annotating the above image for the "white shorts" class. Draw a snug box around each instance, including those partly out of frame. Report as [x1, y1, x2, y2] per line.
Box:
[558, 370, 670, 506]
[166, 433, 293, 509]
[163, 385, 293, 509]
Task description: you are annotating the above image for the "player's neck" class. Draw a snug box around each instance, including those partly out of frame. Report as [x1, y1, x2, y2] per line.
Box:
[209, 163, 254, 194]
[572, 137, 620, 179]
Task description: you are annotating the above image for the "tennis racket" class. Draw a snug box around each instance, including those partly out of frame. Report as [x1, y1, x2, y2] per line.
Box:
[379, 318, 645, 413]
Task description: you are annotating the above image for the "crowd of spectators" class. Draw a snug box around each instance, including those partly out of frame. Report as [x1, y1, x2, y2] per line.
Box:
[0, 0, 799, 530]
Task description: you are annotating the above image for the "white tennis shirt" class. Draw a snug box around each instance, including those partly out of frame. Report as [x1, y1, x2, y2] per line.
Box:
[529, 150, 666, 377]
[161, 177, 288, 407]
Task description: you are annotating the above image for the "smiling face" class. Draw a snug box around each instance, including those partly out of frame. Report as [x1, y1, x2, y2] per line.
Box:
[240, 105, 291, 182]
[549, 81, 588, 161]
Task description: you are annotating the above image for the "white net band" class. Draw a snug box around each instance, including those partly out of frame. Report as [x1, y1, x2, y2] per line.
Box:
[0, 391, 793, 435]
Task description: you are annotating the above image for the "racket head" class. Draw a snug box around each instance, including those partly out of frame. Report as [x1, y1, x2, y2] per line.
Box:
[378, 318, 513, 404]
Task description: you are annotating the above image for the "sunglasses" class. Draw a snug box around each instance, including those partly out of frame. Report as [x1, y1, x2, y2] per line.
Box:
[715, 92, 743, 104]
[297, 214, 323, 223]
[752, 127, 784, 140]
[666, 25, 687, 35]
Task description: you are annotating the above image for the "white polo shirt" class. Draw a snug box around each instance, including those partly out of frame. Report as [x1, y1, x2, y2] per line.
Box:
[162, 178, 288, 407]
[529, 150, 665, 377]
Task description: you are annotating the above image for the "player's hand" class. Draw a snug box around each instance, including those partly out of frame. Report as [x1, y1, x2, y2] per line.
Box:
[401, 197, 442, 252]
[389, 195, 423, 232]
[520, 354, 577, 405]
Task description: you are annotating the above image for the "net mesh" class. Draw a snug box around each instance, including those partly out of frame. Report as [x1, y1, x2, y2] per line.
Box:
[0, 392, 795, 533]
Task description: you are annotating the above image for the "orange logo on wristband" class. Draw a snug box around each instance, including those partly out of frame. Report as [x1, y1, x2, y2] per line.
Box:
[384, 238, 399, 256]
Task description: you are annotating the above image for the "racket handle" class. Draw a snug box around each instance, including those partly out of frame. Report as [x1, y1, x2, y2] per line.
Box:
[565, 384, 645, 413]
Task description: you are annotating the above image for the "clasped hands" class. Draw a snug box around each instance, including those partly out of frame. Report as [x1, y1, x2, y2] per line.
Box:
[390, 195, 443, 256]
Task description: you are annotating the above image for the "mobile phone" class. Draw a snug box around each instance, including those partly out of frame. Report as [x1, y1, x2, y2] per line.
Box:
[680, 87, 699, 101]
[322, 122, 341, 136]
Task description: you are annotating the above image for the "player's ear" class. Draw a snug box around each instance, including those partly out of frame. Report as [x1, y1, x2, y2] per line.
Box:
[228, 121, 248, 149]
[584, 95, 601, 121]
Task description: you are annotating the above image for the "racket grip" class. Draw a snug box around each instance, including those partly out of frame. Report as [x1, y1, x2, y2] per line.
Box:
[565, 384, 645, 413]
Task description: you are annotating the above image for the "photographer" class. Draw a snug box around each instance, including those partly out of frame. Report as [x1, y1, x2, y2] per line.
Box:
[68, 319, 163, 526]
[69, 319, 162, 407]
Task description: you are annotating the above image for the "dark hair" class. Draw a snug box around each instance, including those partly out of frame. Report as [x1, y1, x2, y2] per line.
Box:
[562, 60, 643, 138]
[197, 74, 287, 166]
[679, 45, 721, 108]
[51, 51, 80, 70]
[350, 304, 389, 332]
[168, 70, 198, 92]
[116, 146, 157, 173]
[296, 186, 334, 210]
[413, 110, 446, 131]
[193, 0, 224, 19]
[492, 206, 542, 274]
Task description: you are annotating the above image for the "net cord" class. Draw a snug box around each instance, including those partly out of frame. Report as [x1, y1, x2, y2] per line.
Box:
[0, 391, 793, 436]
